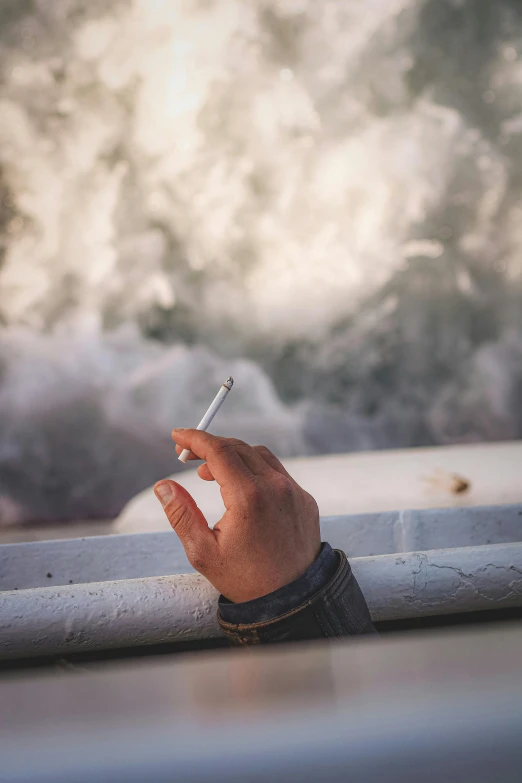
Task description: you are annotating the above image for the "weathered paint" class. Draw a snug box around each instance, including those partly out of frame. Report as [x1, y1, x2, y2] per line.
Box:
[2, 503, 521, 591]
[0, 573, 223, 660]
[1, 542, 521, 659]
[351, 542, 522, 622]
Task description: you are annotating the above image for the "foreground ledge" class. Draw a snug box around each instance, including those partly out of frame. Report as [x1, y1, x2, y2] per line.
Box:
[1, 542, 521, 660]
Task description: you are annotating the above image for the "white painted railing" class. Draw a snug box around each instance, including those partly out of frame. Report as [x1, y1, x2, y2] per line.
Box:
[1, 505, 521, 660]
[1, 541, 522, 660]
[2, 504, 521, 591]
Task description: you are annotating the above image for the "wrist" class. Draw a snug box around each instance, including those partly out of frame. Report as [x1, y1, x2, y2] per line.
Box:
[218, 546, 321, 605]
[218, 543, 338, 624]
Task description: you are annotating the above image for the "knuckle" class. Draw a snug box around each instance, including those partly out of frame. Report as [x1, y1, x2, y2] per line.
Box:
[273, 475, 295, 499]
[213, 437, 250, 459]
[227, 437, 249, 450]
[213, 439, 235, 455]
[256, 444, 278, 463]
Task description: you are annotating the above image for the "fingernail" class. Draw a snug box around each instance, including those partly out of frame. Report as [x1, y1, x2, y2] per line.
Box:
[154, 482, 173, 507]
[172, 427, 186, 432]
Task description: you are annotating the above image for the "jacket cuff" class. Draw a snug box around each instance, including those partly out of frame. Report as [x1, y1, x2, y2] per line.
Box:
[218, 542, 338, 625]
[217, 548, 376, 646]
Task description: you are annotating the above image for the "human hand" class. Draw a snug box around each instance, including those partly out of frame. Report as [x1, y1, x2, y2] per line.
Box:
[154, 430, 321, 603]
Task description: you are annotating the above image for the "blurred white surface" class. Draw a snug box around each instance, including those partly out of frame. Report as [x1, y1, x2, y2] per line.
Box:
[115, 441, 522, 534]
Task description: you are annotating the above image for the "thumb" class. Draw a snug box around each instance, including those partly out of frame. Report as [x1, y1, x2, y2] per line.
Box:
[154, 480, 216, 574]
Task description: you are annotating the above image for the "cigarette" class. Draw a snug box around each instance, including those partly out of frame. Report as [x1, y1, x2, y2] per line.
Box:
[178, 377, 234, 463]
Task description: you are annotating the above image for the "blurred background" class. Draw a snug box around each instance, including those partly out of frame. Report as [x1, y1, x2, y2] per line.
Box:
[1, 0, 521, 526]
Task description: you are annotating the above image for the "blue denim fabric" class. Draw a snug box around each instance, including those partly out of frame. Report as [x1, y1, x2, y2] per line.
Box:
[218, 542, 339, 624]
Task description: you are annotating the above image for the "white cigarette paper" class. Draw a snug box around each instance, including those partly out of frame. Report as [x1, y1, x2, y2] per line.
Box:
[178, 377, 234, 463]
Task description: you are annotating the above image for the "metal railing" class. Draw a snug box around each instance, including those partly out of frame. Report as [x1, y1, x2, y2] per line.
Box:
[1, 503, 521, 659]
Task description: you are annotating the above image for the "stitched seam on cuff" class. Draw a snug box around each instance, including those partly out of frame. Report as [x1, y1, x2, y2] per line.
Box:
[217, 550, 348, 633]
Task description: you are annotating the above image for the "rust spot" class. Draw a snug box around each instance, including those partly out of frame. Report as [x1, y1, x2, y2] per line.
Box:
[450, 474, 471, 494]
[422, 469, 471, 496]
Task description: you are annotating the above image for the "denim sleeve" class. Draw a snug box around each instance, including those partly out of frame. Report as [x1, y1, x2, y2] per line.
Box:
[217, 543, 377, 646]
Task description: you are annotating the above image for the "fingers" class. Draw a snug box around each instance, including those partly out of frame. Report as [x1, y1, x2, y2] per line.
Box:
[252, 445, 292, 478]
[226, 440, 272, 475]
[154, 480, 217, 572]
[171, 430, 269, 483]
[198, 463, 215, 481]
[177, 439, 289, 484]
[172, 431, 246, 486]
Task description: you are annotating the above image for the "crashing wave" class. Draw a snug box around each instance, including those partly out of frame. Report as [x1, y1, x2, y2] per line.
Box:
[1, 0, 522, 523]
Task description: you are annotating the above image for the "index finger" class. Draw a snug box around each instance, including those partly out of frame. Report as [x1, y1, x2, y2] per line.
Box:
[171, 429, 251, 487]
